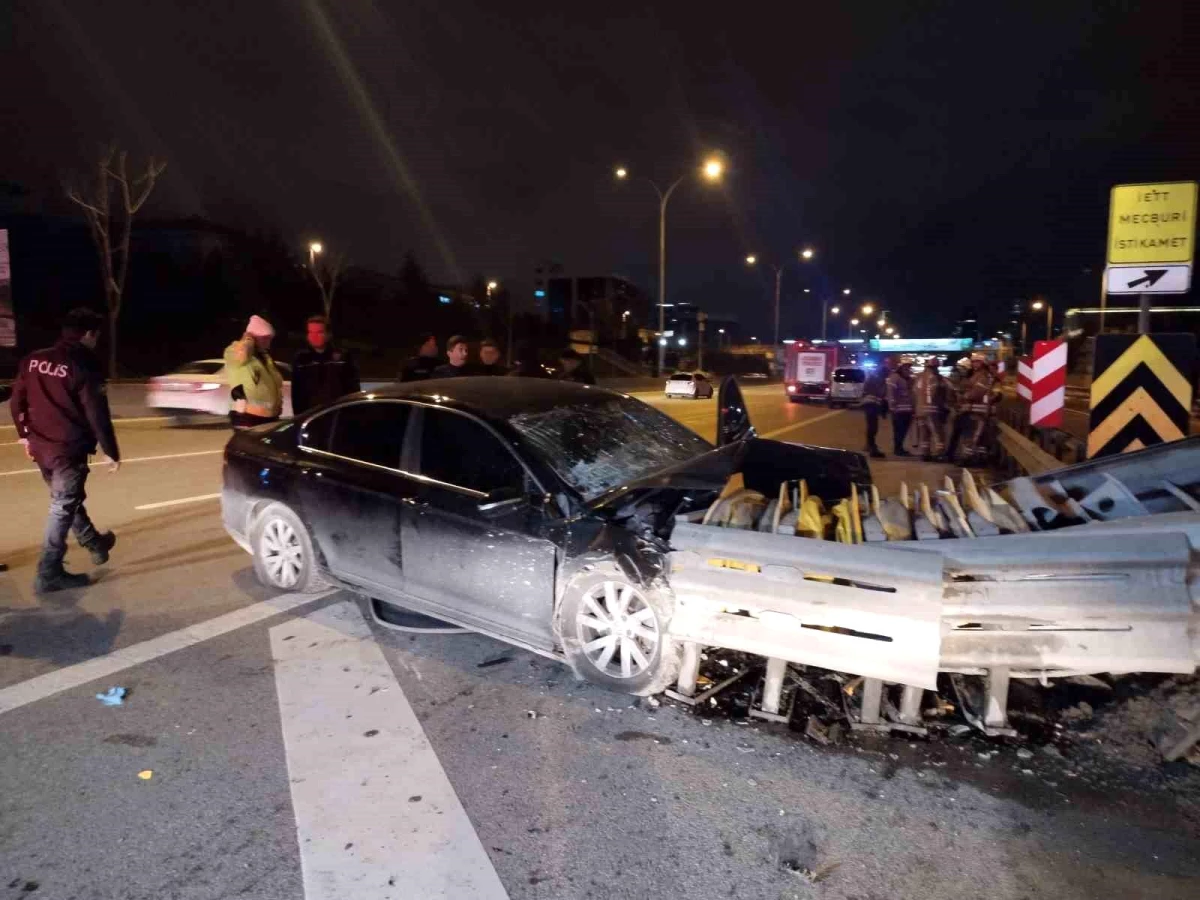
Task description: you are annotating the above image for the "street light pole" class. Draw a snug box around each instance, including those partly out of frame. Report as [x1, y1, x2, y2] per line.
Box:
[772, 266, 783, 347]
[617, 159, 723, 376]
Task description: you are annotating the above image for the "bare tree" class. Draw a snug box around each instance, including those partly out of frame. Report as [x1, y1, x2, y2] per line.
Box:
[65, 147, 166, 377]
[310, 250, 346, 320]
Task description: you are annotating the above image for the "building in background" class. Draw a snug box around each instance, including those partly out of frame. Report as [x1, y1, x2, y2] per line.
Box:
[543, 273, 652, 345]
[952, 307, 980, 343]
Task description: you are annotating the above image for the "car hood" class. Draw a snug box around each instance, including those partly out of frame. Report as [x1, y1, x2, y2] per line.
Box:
[586, 437, 870, 513]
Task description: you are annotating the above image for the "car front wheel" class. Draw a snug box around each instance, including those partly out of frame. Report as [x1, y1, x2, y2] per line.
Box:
[557, 564, 680, 696]
[251, 503, 327, 593]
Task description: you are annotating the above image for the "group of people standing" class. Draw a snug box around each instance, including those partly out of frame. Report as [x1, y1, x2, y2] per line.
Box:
[397, 333, 596, 385]
[222, 314, 598, 430]
[860, 355, 1001, 463]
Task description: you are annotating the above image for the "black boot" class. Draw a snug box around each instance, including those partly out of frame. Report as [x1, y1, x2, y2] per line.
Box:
[35, 566, 90, 594]
[868, 447, 886, 459]
[86, 531, 117, 566]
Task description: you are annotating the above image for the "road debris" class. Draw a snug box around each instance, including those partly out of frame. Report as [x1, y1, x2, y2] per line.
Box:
[95, 687, 127, 706]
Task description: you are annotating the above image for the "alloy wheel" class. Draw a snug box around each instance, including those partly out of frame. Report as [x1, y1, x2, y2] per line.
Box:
[260, 517, 304, 588]
[575, 580, 661, 680]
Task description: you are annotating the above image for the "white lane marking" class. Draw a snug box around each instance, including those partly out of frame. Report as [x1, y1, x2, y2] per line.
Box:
[0, 415, 174, 431]
[0, 592, 330, 716]
[273, 601, 510, 900]
[761, 408, 845, 439]
[135, 492, 222, 511]
[0, 449, 222, 477]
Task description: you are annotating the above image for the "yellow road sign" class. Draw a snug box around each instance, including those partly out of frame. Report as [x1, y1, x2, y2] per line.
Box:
[1107, 181, 1197, 265]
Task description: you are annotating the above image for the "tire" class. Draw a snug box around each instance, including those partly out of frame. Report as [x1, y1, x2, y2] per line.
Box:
[556, 563, 681, 696]
[251, 502, 328, 593]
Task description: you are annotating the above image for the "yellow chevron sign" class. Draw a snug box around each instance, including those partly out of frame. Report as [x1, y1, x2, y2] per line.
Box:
[1088, 334, 1196, 458]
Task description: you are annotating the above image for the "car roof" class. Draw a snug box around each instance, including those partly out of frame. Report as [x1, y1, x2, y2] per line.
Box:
[357, 377, 627, 420]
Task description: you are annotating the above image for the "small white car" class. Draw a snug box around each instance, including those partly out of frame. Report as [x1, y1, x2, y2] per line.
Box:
[828, 366, 866, 408]
[664, 371, 715, 399]
[146, 359, 293, 419]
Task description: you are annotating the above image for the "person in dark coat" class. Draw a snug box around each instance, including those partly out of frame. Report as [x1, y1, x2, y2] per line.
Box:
[557, 347, 595, 385]
[291, 316, 360, 415]
[432, 335, 473, 377]
[476, 338, 508, 375]
[509, 345, 549, 378]
[10, 308, 120, 593]
[398, 333, 442, 382]
[860, 357, 891, 459]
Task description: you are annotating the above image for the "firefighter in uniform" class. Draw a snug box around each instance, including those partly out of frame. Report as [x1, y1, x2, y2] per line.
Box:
[912, 358, 947, 460]
[885, 362, 914, 457]
[10, 308, 120, 593]
[945, 357, 995, 462]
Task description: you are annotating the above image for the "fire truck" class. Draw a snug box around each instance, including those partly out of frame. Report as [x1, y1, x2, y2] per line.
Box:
[783, 342, 840, 402]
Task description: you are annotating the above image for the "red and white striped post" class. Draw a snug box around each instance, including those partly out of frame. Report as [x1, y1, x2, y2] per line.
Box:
[1030, 339, 1066, 428]
[1017, 357, 1033, 402]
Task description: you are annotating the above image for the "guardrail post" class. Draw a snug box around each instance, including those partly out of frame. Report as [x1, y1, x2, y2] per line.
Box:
[860, 678, 884, 726]
[984, 666, 1011, 730]
[898, 684, 924, 726]
[676, 642, 702, 697]
[760, 657, 787, 716]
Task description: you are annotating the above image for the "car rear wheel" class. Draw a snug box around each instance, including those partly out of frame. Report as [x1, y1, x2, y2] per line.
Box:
[251, 503, 328, 593]
[557, 564, 680, 696]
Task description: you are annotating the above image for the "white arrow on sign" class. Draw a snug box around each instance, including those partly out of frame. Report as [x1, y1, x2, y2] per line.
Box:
[1105, 264, 1191, 294]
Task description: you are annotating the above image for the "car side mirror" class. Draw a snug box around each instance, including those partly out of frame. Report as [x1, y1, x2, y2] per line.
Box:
[477, 486, 529, 516]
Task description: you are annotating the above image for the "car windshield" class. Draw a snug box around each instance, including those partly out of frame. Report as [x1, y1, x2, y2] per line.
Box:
[508, 397, 713, 500]
[833, 369, 866, 383]
[668, 373, 693, 381]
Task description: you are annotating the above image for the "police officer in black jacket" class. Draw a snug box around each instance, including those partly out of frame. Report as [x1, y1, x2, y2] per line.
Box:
[10, 308, 120, 593]
[291, 316, 360, 415]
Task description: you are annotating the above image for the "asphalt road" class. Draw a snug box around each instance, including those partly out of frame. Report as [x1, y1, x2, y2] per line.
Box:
[2, 384, 1197, 900]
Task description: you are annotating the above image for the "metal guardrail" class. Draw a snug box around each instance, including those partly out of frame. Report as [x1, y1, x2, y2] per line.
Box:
[995, 402, 1087, 475]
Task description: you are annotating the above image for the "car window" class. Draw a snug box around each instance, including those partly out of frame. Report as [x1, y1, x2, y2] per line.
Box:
[668, 373, 692, 381]
[174, 361, 224, 375]
[321, 401, 411, 469]
[301, 409, 337, 451]
[419, 409, 524, 494]
[833, 369, 866, 384]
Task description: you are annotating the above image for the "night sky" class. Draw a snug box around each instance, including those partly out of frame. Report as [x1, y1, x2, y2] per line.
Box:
[3, 0, 1199, 339]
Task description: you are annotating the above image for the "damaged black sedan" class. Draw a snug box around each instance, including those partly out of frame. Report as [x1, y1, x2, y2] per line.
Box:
[221, 377, 868, 695]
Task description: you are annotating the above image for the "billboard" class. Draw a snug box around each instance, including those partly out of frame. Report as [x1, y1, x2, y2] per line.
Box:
[869, 338, 973, 353]
[0, 229, 13, 348]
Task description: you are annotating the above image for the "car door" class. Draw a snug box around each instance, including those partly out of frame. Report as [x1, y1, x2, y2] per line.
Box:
[716, 376, 756, 445]
[294, 399, 418, 592]
[402, 406, 558, 651]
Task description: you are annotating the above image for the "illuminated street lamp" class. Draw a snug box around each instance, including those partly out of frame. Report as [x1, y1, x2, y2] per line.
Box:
[843, 288, 851, 296]
[308, 241, 323, 267]
[830, 306, 840, 315]
[746, 245, 815, 345]
[848, 316, 860, 339]
[886, 326, 895, 335]
[877, 318, 887, 328]
[616, 156, 725, 374]
[1031, 298, 1054, 339]
[860, 303, 875, 317]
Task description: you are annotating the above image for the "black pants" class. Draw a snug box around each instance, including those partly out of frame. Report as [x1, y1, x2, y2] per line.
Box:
[863, 404, 881, 452]
[892, 411, 913, 454]
[37, 456, 99, 575]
